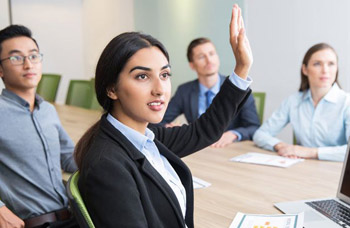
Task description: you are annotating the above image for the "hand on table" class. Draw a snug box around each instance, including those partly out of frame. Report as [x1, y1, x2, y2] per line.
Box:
[274, 142, 318, 159]
[211, 131, 238, 148]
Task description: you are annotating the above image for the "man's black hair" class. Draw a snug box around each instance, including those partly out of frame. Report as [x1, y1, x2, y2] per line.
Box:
[0, 25, 39, 58]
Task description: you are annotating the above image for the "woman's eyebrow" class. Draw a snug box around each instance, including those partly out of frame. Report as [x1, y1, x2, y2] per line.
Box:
[129, 66, 150, 73]
[161, 64, 171, 70]
[129, 64, 171, 73]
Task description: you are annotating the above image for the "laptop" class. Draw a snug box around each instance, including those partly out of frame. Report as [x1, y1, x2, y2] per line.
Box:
[274, 140, 350, 228]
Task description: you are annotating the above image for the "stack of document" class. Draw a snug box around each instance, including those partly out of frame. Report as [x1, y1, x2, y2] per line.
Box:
[230, 212, 304, 228]
[230, 152, 304, 168]
[192, 176, 211, 189]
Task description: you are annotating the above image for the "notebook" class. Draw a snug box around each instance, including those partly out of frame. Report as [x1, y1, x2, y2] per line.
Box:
[274, 139, 350, 228]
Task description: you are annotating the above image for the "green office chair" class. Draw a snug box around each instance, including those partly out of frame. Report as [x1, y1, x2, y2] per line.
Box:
[67, 171, 95, 228]
[65, 80, 93, 109]
[89, 78, 102, 110]
[293, 133, 297, 145]
[252, 92, 266, 124]
[36, 74, 61, 102]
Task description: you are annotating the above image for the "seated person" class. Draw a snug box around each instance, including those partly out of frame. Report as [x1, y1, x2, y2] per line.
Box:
[159, 37, 260, 147]
[0, 25, 78, 228]
[75, 4, 252, 227]
[253, 43, 350, 162]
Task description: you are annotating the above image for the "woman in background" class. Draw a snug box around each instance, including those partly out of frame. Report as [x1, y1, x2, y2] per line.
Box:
[75, 4, 253, 228]
[253, 43, 350, 162]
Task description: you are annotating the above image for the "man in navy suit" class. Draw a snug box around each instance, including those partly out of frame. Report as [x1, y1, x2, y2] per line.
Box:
[161, 37, 260, 147]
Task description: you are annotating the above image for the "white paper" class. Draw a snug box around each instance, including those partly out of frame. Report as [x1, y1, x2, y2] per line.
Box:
[192, 176, 211, 189]
[229, 212, 304, 228]
[230, 152, 304, 168]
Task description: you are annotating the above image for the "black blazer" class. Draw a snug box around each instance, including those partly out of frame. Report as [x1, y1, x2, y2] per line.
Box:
[160, 74, 260, 140]
[79, 78, 250, 228]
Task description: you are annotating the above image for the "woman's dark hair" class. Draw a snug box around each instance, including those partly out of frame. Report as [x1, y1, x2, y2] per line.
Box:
[75, 32, 169, 169]
[299, 43, 339, 92]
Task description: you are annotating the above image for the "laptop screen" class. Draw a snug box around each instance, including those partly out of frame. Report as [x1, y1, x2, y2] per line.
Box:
[340, 156, 350, 196]
[338, 139, 350, 203]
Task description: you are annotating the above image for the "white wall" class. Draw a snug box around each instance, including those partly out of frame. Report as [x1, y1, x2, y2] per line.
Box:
[6, 0, 134, 104]
[245, 0, 350, 143]
[11, 0, 85, 103]
[82, 0, 134, 81]
[134, 0, 244, 96]
[0, 0, 10, 90]
[0, 0, 10, 29]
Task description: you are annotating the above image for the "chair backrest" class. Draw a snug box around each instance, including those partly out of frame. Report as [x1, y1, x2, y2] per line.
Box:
[89, 79, 102, 110]
[65, 80, 93, 109]
[36, 74, 61, 102]
[67, 171, 95, 228]
[252, 92, 266, 124]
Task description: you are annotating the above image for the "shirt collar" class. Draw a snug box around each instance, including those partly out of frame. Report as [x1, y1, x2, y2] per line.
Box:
[198, 74, 221, 96]
[1, 89, 43, 109]
[106, 113, 155, 152]
[323, 83, 341, 103]
[302, 83, 341, 104]
[303, 89, 312, 101]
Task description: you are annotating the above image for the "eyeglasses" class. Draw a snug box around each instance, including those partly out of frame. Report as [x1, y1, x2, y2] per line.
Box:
[0, 53, 43, 65]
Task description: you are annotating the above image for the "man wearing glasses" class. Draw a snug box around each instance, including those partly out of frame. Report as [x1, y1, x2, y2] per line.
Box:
[0, 25, 78, 228]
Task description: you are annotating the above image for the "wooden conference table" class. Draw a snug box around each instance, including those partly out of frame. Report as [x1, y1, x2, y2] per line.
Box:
[55, 104, 343, 228]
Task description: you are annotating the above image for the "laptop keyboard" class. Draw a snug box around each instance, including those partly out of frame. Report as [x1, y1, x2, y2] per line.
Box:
[306, 199, 350, 227]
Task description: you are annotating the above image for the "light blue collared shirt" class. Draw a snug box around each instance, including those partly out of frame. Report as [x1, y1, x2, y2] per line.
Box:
[198, 72, 252, 141]
[198, 77, 220, 117]
[253, 83, 350, 161]
[0, 89, 77, 219]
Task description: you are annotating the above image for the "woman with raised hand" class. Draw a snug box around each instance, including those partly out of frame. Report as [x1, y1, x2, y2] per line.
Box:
[75, 4, 252, 228]
[253, 43, 350, 162]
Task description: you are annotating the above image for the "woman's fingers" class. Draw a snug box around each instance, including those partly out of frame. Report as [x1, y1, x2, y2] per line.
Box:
[238, 5, 242, 31]
[229, 4, 252, 79]
[230, 4, 239, 48]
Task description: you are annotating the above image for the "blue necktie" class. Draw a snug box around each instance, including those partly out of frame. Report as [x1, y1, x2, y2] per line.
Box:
[205, 90, 214, 109]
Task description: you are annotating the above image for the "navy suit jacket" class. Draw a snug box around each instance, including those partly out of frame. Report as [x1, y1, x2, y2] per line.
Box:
[161, 75, 260, 140]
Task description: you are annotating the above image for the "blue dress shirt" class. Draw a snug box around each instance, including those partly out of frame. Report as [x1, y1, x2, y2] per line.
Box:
[198, 72, 251, 141]
[253, 83, 350, 161]
[0, 89, 77, 219]
[198, 79, 220, 116]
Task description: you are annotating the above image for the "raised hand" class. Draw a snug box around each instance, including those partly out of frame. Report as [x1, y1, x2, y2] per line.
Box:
[230, 4, 253, 79]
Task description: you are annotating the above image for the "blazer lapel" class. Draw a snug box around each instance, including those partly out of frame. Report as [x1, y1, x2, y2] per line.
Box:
[100, 116, 186, 226]
[138, 143, 187, 227]
[154, 140, 192, 190]
[155, 140, 194, 226]
[139, 158, 185, 225]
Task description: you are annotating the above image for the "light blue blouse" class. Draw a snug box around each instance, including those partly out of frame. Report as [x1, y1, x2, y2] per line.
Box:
[253, 83, 350, 161]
